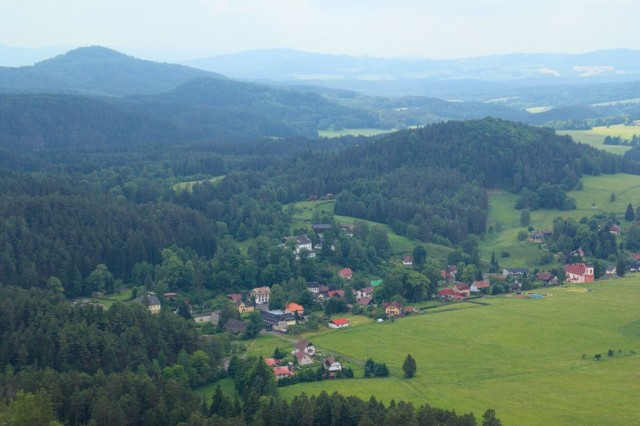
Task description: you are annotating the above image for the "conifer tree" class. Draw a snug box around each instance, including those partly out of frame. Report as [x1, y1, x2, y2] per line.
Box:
[625, 203, 635, 221]
[403, 354, 417, 378]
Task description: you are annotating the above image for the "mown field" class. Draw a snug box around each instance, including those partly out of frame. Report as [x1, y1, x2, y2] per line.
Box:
[560, 124, 640, 155]
[269, 278, 640, 425]
[481, 173, 640, 268]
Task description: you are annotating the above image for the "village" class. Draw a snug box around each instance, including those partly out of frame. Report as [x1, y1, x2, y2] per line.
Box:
[121, 219, 640, 384]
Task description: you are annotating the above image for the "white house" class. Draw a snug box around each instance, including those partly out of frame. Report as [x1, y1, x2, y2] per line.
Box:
[251, 286, 271, 304]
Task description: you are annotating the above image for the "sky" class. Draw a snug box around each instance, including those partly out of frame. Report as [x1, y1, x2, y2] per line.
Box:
[1, 0, 639, 63]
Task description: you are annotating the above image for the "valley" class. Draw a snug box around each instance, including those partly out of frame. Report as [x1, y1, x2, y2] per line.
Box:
[1, 45, 640, 425]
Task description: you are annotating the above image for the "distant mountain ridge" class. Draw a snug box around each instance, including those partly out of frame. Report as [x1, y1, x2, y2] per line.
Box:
[184, 48, 640, 97]
[0, 46, 226, 96]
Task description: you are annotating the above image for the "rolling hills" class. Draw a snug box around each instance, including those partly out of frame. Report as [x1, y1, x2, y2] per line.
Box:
[0, 46, 225, 96]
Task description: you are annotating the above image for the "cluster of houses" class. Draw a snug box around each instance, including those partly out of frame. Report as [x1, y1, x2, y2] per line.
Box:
[222, 284, 354, 333]
[280, 223, 357, 261]
[437, 260, 602, 300]
[265, 339, 344, 380]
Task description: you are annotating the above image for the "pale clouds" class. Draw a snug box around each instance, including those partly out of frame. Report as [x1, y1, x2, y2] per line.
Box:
[1, 0, 638, 59]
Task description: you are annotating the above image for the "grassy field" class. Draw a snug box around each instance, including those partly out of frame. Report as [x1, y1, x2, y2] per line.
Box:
[286, 172, 640, 270]
[286, 200, 453, 265]
[560, 124, 640, 155]
[318, 128, 392, 138]
[525, 106, 552, 114]
[172, 176, 225, 192]
[88, 288, 133, 308]
[592, 98, 640, 107]
[273, 277, 640, 425]
[481, 174, 640, 268]
[194, 377, 237, 402]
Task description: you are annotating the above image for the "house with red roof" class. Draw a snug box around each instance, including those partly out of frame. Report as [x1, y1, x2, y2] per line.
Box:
[327, 289, 345, 298]
[441, 265, 457, 283]
[536, 272, 554, 283]
[273, 366, 294, 380]
[403, 256, 413, 266]
[438, 288, 455, 299]
[328, 318, 350, 329]
[563, 262, 594, 283]
[357, 297, 373, 307]
[264, 358, 278, 367]
[452, 283, 470, 297]
[470, 280, 490, 293]
[163, 292, 178, 300]
[338, 268, 353, 280]
[226, 293, 243, 303]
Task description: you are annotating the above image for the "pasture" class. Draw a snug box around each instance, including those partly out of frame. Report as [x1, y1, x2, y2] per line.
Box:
[286, 200, 453, 265]
[560, 124, 640, 155]
[274, 277, 640, 425]
[481, 173, 640, 268]
[318, 128, 392, 138]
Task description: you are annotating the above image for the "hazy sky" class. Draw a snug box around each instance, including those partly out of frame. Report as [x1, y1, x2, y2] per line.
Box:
[2, 0, 639, 61]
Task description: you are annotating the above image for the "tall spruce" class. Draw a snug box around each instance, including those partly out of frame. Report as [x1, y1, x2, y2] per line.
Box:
[403, 354, 417, 378]
[625, 203, 635, 221]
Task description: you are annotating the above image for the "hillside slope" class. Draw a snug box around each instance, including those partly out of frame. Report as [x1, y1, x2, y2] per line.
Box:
[0, 46, 225, 96]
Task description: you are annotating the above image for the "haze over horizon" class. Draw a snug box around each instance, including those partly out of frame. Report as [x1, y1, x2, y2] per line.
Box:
[2, 0, 640, 66]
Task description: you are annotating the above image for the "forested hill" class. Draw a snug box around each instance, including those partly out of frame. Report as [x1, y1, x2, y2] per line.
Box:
[0, 94, 182, 154]
[0, 83, 381, 156]
[123, 78, 379, 139]
[0, 46, 225, 96]
[331, 118, 629, 189]
[269, 119, 637, 244]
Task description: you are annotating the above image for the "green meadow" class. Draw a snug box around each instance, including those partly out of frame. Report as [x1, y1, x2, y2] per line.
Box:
[172, 176, 225, 192]
[318, 128, 392, 138]
[272, 278, 640, 425]
[481, 174, 640, 268]
[287, 200, 453, 265]
[560, 125, 640, 155]
[286, 172, 640, 270]
[88, 287, 133, 308]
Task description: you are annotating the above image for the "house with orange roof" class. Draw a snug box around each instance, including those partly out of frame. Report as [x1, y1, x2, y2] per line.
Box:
[273, 366, 294, 380]
[285, 302, 304, 316]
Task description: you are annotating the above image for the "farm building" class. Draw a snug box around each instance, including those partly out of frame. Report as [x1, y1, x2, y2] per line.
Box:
[328, 318, 349, 328]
